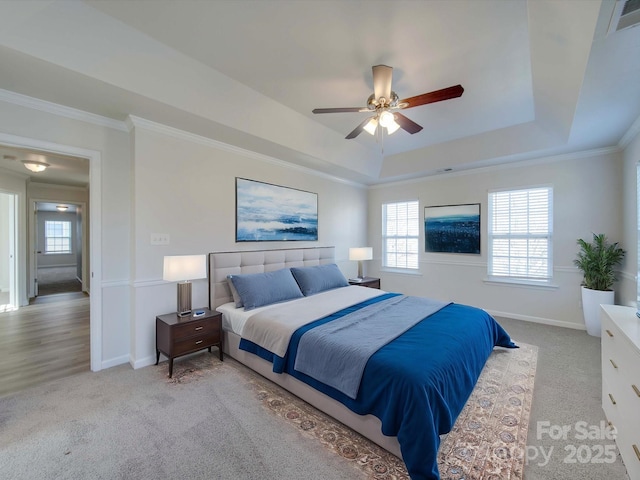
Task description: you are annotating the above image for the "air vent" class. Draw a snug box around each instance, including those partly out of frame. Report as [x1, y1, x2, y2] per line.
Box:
[607, 0, 640, 35]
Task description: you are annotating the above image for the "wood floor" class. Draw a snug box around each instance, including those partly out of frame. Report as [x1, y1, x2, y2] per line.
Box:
[0, 292, 90, 398]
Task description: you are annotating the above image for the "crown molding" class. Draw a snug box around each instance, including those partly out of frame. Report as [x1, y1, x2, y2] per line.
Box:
[0, 88, 128, 132]
[126, 115, 367, 189]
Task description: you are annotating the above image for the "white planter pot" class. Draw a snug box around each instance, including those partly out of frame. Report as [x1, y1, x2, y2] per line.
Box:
[581, 286, 615, 337]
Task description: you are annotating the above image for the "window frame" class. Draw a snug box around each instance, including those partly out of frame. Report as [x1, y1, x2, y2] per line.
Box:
[44, 220, 73, 255]
[487, 185, 553, 286]
[381, 199, 420, 272]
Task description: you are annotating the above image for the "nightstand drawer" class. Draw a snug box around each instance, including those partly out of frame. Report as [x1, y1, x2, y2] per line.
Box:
[173, 320, 218, 340]
[173, 333, 221, 356]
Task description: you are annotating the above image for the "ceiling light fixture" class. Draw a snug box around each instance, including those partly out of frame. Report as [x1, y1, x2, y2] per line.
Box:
[56, 205, 68, 212]
[22, 160, 50, 173]
[363, 117, 378, 135]
[379, 111, 400, 134]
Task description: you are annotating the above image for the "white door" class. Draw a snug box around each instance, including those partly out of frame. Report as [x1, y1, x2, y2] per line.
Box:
[0, 192, 18, 311]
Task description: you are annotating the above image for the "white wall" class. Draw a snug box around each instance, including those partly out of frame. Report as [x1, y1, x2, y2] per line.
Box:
[128, 120, 368, 368]
[368, 150, 624, 329]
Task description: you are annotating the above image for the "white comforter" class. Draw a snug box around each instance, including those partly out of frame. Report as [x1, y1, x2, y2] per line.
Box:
[241, 286, 385, 357]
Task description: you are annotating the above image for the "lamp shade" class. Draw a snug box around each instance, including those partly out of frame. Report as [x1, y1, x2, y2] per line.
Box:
[163, 255, 207, 282]
[349, 247, 373, 261]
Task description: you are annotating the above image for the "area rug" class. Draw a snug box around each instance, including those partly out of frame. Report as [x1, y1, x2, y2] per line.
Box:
[163, 342, 537, 480]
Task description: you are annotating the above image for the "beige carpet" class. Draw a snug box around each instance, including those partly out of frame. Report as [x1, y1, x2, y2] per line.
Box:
[166, 342, 537, 480]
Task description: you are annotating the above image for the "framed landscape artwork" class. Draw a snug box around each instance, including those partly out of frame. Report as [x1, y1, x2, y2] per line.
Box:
[236, 178, 318, 242]
[424, 203, 480, 254]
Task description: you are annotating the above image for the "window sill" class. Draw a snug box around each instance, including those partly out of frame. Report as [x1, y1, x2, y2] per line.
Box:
[380, 268, 422, 276]
[483, 277, 559, 290]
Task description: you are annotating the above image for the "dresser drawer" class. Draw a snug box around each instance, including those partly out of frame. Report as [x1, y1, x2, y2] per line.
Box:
[613, 425, 640, 480]
[173, 320, 219, 340]
[173, 332, 221, 356]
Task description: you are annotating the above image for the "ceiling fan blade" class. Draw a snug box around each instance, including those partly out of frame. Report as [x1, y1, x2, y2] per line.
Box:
[312, 107, 363, 114]
[372, 65, 393, 103]
[399, 84, 464, 109]
[345, 117, 372, 139]
[394, 113, 423, 134]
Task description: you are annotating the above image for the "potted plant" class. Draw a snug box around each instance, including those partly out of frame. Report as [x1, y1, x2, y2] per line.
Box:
[574, 233, 625, 336]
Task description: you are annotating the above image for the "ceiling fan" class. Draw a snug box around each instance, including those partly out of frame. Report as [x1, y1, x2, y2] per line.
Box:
[312, 65, 464, 140]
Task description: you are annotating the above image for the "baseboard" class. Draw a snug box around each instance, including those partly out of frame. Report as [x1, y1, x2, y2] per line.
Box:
[131, 354, 157, 370]
[38, 264, 77, 269]
[101, 354, 130, 370]
[485, 309, 586, 331]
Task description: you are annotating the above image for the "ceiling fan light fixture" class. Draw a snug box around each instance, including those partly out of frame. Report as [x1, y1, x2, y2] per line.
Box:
[379, 111, 400, 135]
[378, 110, 395, 128]
[386, 120, 401, 135]
[363, 117, 378, 135]
[22, 160, 50, 173]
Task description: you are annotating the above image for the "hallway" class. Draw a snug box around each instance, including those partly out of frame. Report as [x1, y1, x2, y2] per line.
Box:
[0, 293, 89, 397]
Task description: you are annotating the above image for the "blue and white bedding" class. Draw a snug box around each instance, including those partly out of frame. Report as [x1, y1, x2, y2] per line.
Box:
[294, 294, 449, 399]
[225, 280, 516, 480]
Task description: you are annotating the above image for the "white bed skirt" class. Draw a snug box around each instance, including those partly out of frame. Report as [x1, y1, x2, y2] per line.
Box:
[222, 329, 403, 459]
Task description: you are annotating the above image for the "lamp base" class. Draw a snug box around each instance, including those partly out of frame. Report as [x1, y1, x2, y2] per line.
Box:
[357, 261, 364, 279]
[177, 281, 192, 317]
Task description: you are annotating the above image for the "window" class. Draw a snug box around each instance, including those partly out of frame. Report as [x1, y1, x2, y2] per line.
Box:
[382, 200, 419, 270]
[45, 220, 72, 254]
[488, 187, 552, 283]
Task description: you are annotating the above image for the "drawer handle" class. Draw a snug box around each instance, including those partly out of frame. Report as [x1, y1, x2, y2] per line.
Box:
[195, 340, 203, 345]
[634, 444, 640, 462]
[194, 326, 204, 331]
[609, 393, 616, 405]
[606, 329, 614, 337]
[609, 359, 618, 369]
[633, 384, 640, 398]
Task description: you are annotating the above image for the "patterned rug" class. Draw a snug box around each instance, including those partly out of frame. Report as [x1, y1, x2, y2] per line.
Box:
[162, 342, 537, 480]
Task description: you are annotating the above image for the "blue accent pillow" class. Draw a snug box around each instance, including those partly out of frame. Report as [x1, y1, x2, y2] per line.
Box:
[290, 264, 349, 296]
[229, 268, 303, 311]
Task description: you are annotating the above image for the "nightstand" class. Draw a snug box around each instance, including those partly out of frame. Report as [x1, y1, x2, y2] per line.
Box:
[155, 308, 223, 377]
[348, 277, 381, 289]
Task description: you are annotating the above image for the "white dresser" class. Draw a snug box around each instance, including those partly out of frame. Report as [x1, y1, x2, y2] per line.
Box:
[601, 304, 640, 480]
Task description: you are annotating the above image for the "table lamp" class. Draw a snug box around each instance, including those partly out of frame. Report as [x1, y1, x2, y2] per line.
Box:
[349, 247, 373, 279]
[163, 254, 207, 316]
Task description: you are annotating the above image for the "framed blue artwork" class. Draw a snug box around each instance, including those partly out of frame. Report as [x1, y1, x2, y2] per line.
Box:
[236, 178, 318, 242]
[424, 203, 480, 254]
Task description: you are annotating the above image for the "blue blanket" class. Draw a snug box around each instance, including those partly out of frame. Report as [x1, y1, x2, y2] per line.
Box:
[239, 295, 517, 480]
[294, 295, 449, 399]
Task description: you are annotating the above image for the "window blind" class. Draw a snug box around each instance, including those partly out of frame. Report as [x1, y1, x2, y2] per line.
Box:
[382, 201, 419, 270]
[488, 187, 552, 281]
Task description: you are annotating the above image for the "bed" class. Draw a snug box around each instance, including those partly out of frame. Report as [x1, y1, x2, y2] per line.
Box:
[208, 247, 516, 480]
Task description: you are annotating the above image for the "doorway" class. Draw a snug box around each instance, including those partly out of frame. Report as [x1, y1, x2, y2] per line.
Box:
[0, 132, 102, 373]
[31, 201, 87, 300]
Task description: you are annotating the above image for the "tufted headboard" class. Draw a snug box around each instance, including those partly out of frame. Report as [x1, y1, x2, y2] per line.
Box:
[208, 246, 335, 309]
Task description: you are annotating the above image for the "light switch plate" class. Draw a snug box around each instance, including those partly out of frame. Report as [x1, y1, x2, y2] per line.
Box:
[150, 233, 170, 245]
